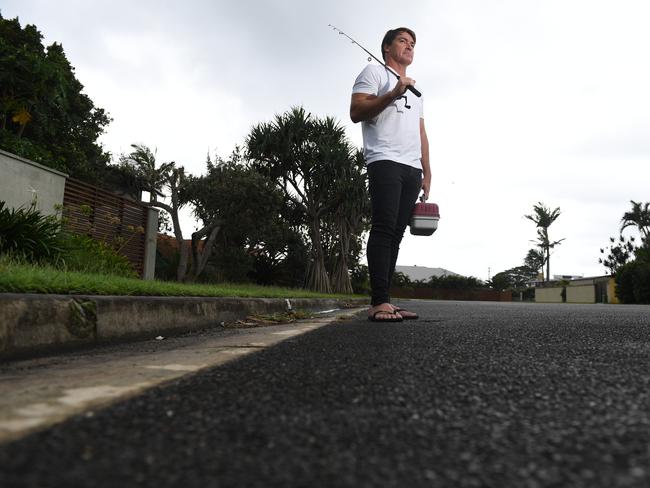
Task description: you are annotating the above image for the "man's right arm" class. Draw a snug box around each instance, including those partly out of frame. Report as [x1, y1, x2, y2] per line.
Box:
[349, 76, 415, 123]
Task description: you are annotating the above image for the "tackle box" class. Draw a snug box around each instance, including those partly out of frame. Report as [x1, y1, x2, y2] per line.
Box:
[409, 201, 440, 236]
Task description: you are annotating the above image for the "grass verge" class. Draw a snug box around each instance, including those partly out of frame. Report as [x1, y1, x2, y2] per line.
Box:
[0, 261, 359, 299]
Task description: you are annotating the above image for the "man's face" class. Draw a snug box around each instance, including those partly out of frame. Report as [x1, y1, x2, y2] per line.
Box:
[385, 31, 415, 65]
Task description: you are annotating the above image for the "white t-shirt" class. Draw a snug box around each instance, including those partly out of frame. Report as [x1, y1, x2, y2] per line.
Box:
[352, 64, 423, 169]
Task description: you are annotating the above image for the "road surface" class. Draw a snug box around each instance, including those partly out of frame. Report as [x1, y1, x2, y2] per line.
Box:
[1, 300, 649, 487]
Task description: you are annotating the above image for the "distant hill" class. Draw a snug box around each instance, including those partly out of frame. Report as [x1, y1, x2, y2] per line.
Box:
[395, 265, 461, 282]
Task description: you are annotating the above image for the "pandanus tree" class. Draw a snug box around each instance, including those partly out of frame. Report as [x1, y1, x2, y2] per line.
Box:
[247, 106, 361, 293]
[327, 149, 370, 294]
[525, 202, 564, 282]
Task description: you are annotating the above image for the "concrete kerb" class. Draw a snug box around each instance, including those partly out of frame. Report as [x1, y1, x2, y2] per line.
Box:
[0, 294, 367, 360]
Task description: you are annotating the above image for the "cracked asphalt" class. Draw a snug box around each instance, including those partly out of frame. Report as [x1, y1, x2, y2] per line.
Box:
[1, 300, 649, 487]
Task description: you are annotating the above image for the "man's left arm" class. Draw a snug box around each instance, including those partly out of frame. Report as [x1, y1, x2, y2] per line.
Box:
[420, 118, 431, 201]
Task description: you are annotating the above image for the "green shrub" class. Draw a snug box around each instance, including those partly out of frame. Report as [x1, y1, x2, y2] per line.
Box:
[0, 201, 63, 263]
[0, 131, 65, 170]
[350, 264, 370, 295]
[428, 274, 487, 290]
[615, 260, 650, 304]
[58, 233, 138, 278]
[155, 246, 180, 281]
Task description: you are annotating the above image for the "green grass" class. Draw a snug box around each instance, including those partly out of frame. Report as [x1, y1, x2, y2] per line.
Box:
[0, 260, 358, 299]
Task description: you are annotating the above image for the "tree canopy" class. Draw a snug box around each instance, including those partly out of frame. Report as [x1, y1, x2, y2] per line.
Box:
[611, 200, 650, 304]
[0, 13, 111, 182]
[490, 265, 538, 291]
[181, 151, 298, 283]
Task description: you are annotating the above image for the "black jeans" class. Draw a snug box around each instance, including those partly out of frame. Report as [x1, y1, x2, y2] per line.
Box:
[367, 160, 423, 306]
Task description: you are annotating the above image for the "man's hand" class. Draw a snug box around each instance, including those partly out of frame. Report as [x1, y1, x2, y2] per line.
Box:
[421, 174, 431, 201]
[350, 75, 417, 123]
[419, 118, 431, 202]
[391, 76, 415, 98]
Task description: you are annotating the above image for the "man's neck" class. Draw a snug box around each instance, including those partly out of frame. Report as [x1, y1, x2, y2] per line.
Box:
[385, 59, 407, 77]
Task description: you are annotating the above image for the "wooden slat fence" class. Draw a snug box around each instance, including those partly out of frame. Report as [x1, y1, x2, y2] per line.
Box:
[62, 178, 148, 276]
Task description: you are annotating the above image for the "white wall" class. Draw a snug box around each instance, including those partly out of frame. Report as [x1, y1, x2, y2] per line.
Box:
[566, 285, 596, 304]
[535, 287, 564, 303]
[0, 149, 67, 216]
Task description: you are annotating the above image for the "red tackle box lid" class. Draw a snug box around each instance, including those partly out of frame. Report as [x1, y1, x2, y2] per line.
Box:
[412, 202, 440, 218]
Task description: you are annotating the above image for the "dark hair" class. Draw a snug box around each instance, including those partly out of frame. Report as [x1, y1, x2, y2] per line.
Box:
[381, 27, 416, 61]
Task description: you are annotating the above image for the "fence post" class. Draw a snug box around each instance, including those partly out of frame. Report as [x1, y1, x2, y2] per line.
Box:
[143, 207, 159, 280]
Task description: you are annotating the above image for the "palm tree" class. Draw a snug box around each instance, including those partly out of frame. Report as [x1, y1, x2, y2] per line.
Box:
[525, 202, 564, 282]
[119, 144, 188, 280]
[119, 145, 175, 203]
[621, 200, 650, 244]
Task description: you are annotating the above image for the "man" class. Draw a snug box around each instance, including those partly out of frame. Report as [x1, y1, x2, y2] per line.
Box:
[350, 27, 431, 322]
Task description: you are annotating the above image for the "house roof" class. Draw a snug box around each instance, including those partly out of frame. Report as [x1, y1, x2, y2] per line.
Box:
[395, 265, 461, 282]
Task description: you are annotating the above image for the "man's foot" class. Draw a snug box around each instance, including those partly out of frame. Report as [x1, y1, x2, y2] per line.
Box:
[368, 310, 403, 322]
[391, 306, 419, 320]
[368, 304, 403, 322]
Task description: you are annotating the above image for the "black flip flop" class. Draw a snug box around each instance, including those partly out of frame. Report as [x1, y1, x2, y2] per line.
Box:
[392, 307, 419, 320]
[368, 310, 403, 323]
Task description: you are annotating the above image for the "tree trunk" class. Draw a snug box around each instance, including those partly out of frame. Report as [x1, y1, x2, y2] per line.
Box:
[16, 122, 26, 138]
[330, 256, 353, 294]
[330, 223, 352, 294]
[142, 199, 188, 281]
[177, 240, 189, 282]
[185, 221, 221, 282]
[306, 218, 330, 293]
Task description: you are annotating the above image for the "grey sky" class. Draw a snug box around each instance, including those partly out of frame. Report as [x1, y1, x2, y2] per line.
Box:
[3, 0, 649, 280]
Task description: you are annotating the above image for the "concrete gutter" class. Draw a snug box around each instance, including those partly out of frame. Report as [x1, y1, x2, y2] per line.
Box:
[0, 294, 366, 360]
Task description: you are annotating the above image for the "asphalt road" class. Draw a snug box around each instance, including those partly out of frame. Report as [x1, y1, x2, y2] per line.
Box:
[1, 300, 650, 487]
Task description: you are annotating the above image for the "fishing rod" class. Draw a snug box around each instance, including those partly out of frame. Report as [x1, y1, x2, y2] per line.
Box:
[328, 24, 422, 98]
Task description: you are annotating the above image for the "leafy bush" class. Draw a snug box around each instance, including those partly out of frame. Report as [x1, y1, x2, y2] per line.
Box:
[350, 264, 370, 295]
[429, 274, 487, 290]
[58, 233, 137, 278]
[155, 244, 180, 281]
[0, 130, 65, 170]
[615, 260, 650, 304]
[0, 201, 63, 263]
